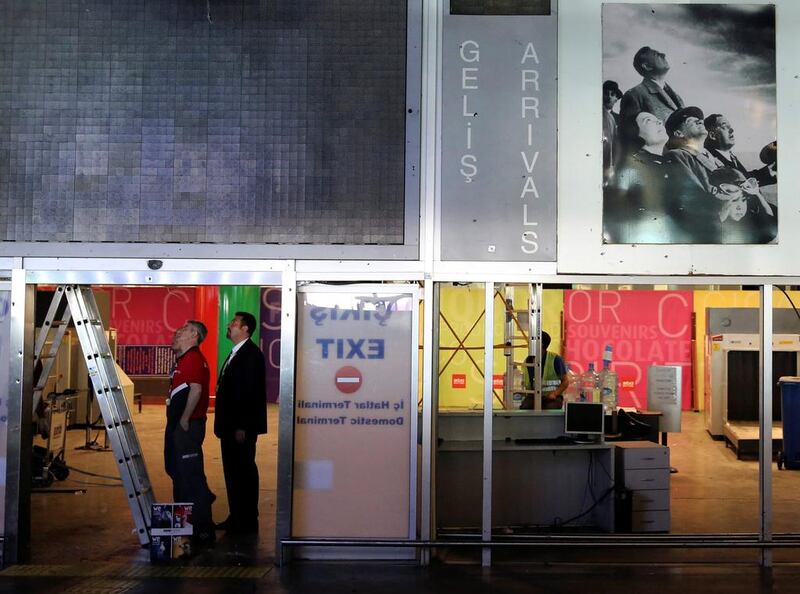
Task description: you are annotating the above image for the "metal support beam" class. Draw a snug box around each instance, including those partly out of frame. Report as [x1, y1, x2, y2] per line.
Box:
[3, 267, 33, 565]
[531, 283, 543, 410]
[420, 281, 438, 565]
[759, 285, 773, 568]
[482, 282, 494, 567]
[275, 265, 298, 566]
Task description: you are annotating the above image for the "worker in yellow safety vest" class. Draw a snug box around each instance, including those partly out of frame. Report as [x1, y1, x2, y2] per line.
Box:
[520, 331, 569, 410]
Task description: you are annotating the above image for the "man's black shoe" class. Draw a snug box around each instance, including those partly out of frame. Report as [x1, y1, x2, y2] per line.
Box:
[214, 517, 236, 531]
[227, 520, 259, 535]
[192, 529, 216, 550]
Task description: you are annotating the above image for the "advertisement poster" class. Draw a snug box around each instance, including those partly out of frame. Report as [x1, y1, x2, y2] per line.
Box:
[602, 4, 777, 245]
[150, 502, 193, 562]
[260, 288, 281, 404]
[563, 290, 693, 409]
[292, 289, 414, 538]
[107, 287, 196, 345]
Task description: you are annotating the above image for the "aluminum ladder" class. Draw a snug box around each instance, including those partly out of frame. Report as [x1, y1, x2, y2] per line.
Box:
[35, 285, 154, 545]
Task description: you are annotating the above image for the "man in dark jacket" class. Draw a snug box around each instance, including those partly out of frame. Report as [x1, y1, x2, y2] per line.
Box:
[620, 46, 684, 153]
[214, 311, 267, 534]
[704, 113, 776, 188]
[663, 106, 727, 243]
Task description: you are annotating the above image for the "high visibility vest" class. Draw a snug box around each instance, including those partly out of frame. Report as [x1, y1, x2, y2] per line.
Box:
[541, 352, 561, 397]
[525, 352, 560, 395]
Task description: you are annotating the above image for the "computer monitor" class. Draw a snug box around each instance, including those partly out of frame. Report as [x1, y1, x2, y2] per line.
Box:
[564, 401, 605, 439]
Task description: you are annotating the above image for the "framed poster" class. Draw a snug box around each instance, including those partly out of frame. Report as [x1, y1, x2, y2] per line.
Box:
[559, 0, 800, 275]
[602, 4, 777, 245]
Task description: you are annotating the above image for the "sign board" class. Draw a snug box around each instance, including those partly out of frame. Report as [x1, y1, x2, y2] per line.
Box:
[292, 288, 416, 538]
[648, 365, 683, 433]
[440, 0, 557, 261]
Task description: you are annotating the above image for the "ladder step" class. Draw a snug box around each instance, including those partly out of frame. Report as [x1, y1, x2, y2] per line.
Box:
[36, 354, 56, 360]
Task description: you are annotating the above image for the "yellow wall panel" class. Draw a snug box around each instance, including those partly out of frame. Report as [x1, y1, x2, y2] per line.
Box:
[437, 285, 567, 410]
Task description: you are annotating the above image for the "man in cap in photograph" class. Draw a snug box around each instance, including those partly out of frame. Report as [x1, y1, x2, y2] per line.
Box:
[663, 106, 721, 193]
[662, 106, 726, 242]
[602, 80, 624, 184]
[620, 46, 684, 152]
[704, 113, 776, 188]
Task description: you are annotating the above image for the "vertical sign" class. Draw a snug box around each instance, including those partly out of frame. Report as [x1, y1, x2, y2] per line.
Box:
[440, 1, 557, 261]
[292, 290, 413, 538]
[648, 365, 682, 433]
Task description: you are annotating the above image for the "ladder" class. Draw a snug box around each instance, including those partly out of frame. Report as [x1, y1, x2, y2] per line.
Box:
[34, 285, 154, 545]
[501, 283, 542, 409]
[32, 287, 73, 418]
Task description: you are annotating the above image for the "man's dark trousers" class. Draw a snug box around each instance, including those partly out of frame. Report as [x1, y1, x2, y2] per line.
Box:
[220, 434, 259, 528]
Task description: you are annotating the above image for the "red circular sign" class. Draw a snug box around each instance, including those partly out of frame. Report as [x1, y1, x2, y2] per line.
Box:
[335, 366, 363, 394]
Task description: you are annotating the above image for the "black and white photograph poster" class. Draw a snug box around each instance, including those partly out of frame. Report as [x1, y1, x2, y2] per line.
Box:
[602, 4, 777, 245]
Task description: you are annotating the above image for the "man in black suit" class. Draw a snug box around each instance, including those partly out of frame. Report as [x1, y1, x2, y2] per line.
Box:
[704, 113, 776, 188]
[214, 311, 267, 534]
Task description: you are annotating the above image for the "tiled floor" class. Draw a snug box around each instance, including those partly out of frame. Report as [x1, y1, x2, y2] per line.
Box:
[29, 403, 279, 565]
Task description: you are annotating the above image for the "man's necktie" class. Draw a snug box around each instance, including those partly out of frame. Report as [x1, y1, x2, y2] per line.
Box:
[219, 351, 233, 377]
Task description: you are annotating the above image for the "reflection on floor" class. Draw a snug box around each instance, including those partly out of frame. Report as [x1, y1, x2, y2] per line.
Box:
[30, 403, 279, 565]
[27, 407, 800, 567]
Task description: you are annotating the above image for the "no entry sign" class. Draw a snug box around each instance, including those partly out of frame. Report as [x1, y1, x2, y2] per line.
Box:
[335, 365, 363, 394]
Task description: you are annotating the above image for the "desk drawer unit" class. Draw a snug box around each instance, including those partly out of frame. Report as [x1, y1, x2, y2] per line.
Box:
[631, 489, 670, 511]
[620, 446, 669, 470]
[623, 468, 669, 490]
[632, 510, 670, 532]
[614, 441, 670, 533]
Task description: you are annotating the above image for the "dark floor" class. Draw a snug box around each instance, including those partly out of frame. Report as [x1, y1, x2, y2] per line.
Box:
[11, 407, 800, 592]
[2, 561, 800, 594]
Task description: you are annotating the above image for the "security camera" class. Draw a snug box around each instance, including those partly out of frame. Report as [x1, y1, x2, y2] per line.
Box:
[147, 259, 163, 271]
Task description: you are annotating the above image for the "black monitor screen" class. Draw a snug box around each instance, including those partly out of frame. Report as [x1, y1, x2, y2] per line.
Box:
[565, 402, 605, 435]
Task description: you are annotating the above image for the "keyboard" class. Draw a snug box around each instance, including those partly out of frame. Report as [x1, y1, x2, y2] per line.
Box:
[514, 436, 577, 446]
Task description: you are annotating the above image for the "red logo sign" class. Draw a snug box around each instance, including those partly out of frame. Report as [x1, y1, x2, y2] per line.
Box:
[452, 374, 466, 389]
[335, 366, 363, 394]
[492, 374, 504, 389]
